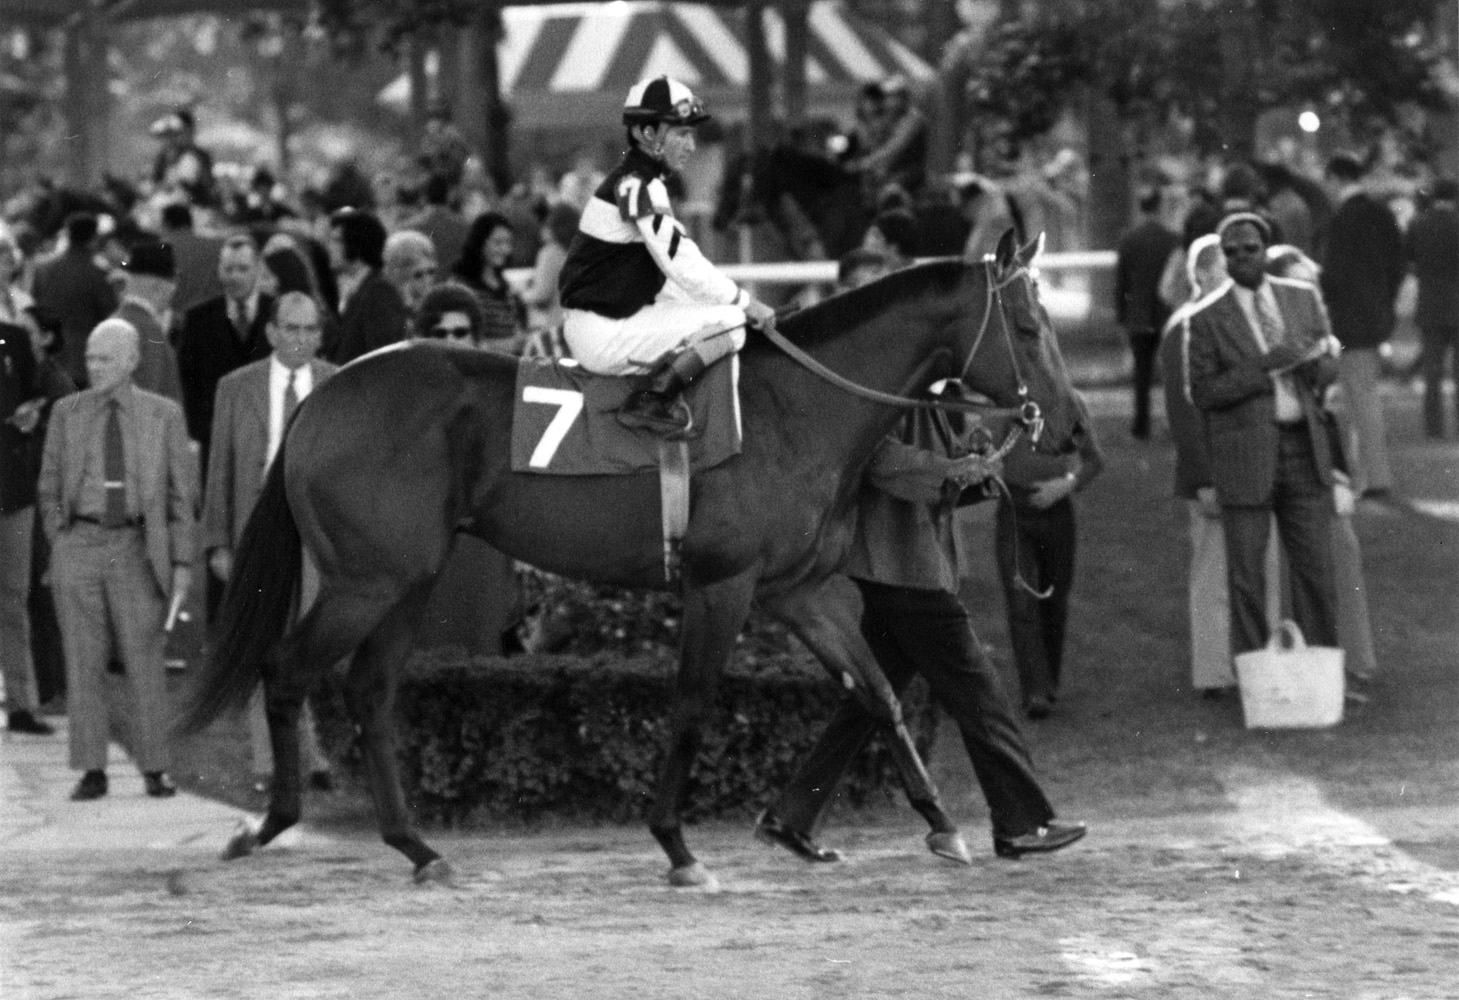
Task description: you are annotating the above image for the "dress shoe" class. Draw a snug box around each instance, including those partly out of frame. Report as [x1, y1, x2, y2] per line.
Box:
[1025, 695, 1053, 721]
[144, 771, 177, 798]
[308, 770, 336, 793]
[754, 810, 843, 863]
[70, 770, 108, 801]
[994, 821, 1087, 859]
[7, 710, 55, 735]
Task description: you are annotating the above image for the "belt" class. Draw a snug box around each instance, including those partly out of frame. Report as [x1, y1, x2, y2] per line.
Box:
[72, 514, 144, 529]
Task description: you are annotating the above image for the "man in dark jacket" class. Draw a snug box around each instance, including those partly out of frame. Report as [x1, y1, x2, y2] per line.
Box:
[1320, 154, 1403, 496]
[326, 208, 409, 365]
[1115, 187, 1180, 439]
[1406, 177, 1459, 439]
[756, 397, 1085, 864]
[31, 213, 118, 388]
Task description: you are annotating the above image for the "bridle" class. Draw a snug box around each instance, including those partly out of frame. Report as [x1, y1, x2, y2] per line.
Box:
[760, 257, 1046, 446]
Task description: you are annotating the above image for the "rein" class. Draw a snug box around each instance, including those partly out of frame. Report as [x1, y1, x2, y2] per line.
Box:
[759, 260, 1042, 433]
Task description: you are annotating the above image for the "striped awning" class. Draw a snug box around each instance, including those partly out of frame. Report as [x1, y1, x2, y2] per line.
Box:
[499, 1, 933, 98]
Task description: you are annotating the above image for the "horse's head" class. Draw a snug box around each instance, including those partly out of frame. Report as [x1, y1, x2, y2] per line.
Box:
[956, 229, 1086, 455]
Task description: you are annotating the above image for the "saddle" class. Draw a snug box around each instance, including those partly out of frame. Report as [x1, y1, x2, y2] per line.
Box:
[511, 355, 743, 582]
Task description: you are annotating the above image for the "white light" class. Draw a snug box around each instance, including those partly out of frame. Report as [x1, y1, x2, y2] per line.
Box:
[1298, 111, 1321, 133]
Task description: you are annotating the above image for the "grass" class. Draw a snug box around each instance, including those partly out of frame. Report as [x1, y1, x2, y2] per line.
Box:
[118, 381, 1458, 835]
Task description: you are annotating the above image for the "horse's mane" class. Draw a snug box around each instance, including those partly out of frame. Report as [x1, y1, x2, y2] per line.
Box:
[772, 258, 970, 347]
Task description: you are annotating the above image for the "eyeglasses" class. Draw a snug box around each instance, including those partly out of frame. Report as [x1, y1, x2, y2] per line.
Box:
[411, 267, 436, 281]
[1222, 243, 1264, 257]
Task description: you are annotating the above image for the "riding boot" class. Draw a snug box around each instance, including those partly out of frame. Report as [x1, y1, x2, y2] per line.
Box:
[618, 348, 711, 439]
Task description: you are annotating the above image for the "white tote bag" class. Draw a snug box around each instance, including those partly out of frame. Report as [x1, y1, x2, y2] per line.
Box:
[1234, 621, 1345, 729]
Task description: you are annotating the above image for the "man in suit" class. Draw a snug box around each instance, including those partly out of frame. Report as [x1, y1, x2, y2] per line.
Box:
[405, 174, 469, 273]
[202, 291, 334, 792]
[177, 234, 273, 477]
[38, 317, 197, 800]
[113, 240, 184, 405]
[1320, 154, 1403, 497]
[1185, 213, 1343, 665]
[31, 212, 118, 388]
[1405, 177, 1459, 440]
[1115, 186, 1181, 439]
[158, 202, 225, 313]
[326, 208, 409, 364]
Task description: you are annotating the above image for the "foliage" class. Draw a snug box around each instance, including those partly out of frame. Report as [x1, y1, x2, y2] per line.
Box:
[965, 0, 1450, 155]
[313, 648, 938, 826]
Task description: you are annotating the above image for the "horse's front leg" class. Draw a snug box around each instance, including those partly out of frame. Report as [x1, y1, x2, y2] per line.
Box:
[648, 570, 758, 888]
[762, 576, 969, 864]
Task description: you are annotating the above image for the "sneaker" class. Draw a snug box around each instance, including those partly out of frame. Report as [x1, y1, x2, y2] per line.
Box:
[7, 710, 55, 735]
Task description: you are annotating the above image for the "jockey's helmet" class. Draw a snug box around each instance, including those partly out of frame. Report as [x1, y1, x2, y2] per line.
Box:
[622, 77, 711, 128]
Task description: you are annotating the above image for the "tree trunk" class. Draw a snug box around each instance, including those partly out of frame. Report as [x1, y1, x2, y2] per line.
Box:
[472, 4, 511, 189]
[407, 33, 430, 146]
[781, 0, 808, 127]
[745, 1, 774, 151]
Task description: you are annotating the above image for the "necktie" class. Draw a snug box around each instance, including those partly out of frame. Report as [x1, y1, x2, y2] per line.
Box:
[231, 299, 250, 340]
[103, 398, 128, 527]
[1255, 289, 1284, 350]
[283, 370, 299, 425]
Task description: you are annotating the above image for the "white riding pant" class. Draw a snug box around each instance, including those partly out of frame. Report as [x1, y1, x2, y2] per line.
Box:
[563, 299, 746, 376]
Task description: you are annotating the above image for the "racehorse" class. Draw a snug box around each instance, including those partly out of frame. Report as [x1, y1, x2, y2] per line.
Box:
[721, 142, 871, 261]
[179, 230, 1084, 887]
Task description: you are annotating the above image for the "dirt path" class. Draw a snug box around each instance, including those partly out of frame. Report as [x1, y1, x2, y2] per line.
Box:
[4, 793, 1458, 1000]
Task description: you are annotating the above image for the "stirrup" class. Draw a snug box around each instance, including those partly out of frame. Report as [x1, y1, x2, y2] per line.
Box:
[617, 391, 699, 441]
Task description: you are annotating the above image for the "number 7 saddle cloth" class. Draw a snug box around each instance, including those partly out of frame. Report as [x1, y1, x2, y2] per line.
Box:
[510, 355, 742, 476]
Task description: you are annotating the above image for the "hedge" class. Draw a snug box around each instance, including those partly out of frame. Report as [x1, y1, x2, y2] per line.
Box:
[313, 644, 939, 827]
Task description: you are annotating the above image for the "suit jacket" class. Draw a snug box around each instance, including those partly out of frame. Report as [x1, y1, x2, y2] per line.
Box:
[165, 229, 227, 313]
[330, 270, 409, 365]
[38, 384, 197, 596]
[1405, 203, 1459, 328]
[31, 248, 119, 387]
[177, 293, 274, 454]
[113, 298, 184, 405]
[1115, 218, 1180, 333]
[1185, 277, 1341, 507]
[202, 356, 336, 552]
[406, 206, 470, 274]
[1319, 192, 1404, 349]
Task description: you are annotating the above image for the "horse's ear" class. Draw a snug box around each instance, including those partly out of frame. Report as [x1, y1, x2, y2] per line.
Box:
[1016, 231, 1046, 269]
[993, 228, 1019, 272]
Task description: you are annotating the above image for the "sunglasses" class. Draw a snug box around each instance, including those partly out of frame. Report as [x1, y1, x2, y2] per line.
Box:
[433, 323, 474, 338]
[1222, 243, 1264, 257]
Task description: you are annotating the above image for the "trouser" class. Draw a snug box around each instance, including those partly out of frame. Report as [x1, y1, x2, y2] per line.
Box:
[1222, 427, 1337, 656]
[995, 496, 1076, 704]
[1337, 347, 1392, 493]
[0, 506, 40, 712]
[1185, 503, 1281, 690]
[51, 523, 170, 773]
[562, 299, 746, 376]
[1419, 323, 1459, 438]
[768, 580, 1054, 841]
[1127, 329, 1159, 437]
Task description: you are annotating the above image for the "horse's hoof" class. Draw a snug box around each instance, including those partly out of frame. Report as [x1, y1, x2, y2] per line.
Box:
[926, 830, 972, 866]
[413, 858, 456, 886]
[667, 862, 718, 890]
[220, 820, 260, 861]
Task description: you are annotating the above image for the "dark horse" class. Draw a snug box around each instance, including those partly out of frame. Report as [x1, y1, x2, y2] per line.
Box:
[179, 231, 1082, 887]
[718, 143, 871, 261]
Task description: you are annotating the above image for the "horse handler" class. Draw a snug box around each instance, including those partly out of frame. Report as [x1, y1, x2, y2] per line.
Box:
[756, 402, 1086, 862]
[558, 75, 777, 436]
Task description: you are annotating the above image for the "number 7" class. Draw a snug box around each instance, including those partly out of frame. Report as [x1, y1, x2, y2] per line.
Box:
[523, 386, 585, 468]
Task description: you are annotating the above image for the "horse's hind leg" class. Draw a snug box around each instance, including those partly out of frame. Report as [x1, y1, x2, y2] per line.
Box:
[338, 582, 448, 882]
[649, 571, 757, 888]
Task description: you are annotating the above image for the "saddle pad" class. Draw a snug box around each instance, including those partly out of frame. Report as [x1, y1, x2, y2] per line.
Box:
[511, 355, 742, 476]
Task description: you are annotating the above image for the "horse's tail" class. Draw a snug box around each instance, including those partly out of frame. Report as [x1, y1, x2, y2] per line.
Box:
[175, 440, 302, 735]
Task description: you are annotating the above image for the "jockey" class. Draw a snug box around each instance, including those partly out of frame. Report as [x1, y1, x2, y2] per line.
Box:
[559, 76, 778, 435]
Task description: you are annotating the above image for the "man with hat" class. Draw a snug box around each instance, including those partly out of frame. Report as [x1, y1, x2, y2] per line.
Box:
[1183, 212, 1345, 677]
[113, 239, 184, 404]
[150, 107, 217, 209]
[558, 76, 778, 436]
[38, 317, 198, 800]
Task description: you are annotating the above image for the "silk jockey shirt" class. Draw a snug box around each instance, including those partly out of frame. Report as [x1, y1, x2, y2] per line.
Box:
[558, 147, 747, 320]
